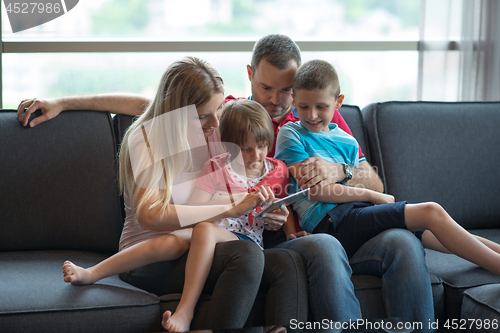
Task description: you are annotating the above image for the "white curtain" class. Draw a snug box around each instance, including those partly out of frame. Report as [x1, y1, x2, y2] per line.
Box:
[418, 0, 500, 101]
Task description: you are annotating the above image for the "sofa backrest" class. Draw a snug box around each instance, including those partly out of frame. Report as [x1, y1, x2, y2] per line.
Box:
[113, 114, 136, 147]
[362, 101, 500, 229]
[116, 106, 369, 158]
[0, 110, 124, 253]
[338, 104, 371, 163]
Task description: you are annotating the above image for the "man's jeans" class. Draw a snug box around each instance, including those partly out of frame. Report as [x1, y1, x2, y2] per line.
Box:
[266, 229, 435, 332]
[350, 229, 435, 332]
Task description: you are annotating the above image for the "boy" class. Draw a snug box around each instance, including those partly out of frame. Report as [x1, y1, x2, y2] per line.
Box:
[275, 60, 500, 277]
[275, 59, 398, 256]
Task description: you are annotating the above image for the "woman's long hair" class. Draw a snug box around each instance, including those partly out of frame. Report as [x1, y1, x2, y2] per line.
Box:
[119, 57, 224, 220]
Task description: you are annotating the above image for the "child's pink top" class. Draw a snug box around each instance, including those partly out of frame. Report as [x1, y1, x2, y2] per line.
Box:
[195, 152, 289, 246]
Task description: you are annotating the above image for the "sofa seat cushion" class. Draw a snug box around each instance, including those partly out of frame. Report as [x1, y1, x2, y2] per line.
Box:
[425, 229, 500, 321]
[0, 250, 160, 333]
[461, 284, 500, 332]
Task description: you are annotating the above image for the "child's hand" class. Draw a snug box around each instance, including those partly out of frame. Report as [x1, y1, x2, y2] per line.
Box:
[286, 231, 309, 241]
[371, 192, 395, 205]
[261, 205, 289, 231]
[231, 186, 275, 218]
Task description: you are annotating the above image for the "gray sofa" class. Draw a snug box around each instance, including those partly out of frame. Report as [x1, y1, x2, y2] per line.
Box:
[0, 109, 308, 333]
[1, 101, 499, 332]
[350, 101, 500, 332]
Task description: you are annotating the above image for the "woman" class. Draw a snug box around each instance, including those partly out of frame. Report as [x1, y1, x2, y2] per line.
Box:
[60, 57, 304, 330]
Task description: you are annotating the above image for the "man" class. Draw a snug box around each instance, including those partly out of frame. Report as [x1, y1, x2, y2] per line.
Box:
[240, 34, 434, 329]
[18, 34, 434, 330]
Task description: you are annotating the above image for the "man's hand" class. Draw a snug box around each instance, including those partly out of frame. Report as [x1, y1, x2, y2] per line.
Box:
[294, 157, 384, 193]
[296, 156, 344, 189]
[17, 98, 63, 128]
[286, 231, 309, 241]
[17, 94, 150, 128]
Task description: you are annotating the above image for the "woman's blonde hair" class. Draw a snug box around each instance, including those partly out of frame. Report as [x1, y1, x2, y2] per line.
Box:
[119, 57, 224, 219]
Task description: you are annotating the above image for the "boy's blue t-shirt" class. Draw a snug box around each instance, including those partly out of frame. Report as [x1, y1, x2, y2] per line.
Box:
[275, 121, 360, 232]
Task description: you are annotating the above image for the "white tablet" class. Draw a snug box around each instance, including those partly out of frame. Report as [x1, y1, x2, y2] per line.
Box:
[254, 188, 310, 218]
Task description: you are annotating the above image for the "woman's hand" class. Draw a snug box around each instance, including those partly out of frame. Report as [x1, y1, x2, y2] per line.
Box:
[229, 186, 275, 218]
[261, 205, 289, 231]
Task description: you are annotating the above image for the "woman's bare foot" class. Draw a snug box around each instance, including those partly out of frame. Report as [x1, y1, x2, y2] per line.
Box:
[162, 309, 192, 332]
[62, 261, 96, 285]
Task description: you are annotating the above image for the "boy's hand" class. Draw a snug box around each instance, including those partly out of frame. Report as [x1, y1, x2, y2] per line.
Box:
[286, 231, 309, 241]
[370, 192, 395, 205]
[297, 157, 344, 189]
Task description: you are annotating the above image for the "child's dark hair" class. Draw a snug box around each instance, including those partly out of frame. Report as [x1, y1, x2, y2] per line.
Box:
[219, 99, 274, 154]
[293, 60, 341, 97]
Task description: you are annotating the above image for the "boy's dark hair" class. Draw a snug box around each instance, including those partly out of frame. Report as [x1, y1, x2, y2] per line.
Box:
[250, 34, 302, 75]
[219, 99, 274, 154]
[293, 60, 341, 97]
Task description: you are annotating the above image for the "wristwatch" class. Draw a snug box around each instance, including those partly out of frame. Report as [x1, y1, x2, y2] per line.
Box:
[337, 163, 353, 185]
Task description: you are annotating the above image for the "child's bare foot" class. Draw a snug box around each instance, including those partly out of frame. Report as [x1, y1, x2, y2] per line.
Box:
[62, 261, 96, 285]
[162, 309, 192, 332]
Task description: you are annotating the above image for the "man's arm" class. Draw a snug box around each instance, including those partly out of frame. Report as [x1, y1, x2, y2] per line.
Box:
[296, 158, 384, 193]
[17, 93, 150, 127]
[289, 161, 391, 204]
[347, 160, 383, 192]
[299, 108, 381, 190]
[281, 205, 308, 240]
[274, 121, 383, 192]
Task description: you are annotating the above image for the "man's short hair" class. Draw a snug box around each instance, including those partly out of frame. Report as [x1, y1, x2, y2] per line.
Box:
[293, 60, 341, 97]
[250, 34, 302, 74]
[220, 99, 274, 153]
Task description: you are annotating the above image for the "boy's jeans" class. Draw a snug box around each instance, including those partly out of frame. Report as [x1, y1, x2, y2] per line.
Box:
[267, 229, 435, 332]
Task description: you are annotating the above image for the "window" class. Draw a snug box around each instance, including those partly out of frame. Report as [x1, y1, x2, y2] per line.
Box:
[2, 0, 421, 108]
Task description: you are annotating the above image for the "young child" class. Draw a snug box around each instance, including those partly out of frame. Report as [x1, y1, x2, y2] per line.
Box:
[188, 99, 294, 247]
[275, 59, 500, 275]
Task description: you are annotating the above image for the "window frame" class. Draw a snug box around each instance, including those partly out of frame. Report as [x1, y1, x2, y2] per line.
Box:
[0, 39, 420, 107]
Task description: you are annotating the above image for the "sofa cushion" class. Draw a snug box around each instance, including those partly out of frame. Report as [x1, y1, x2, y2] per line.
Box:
[338, 104, 370, 163]
[0, 250, 160, 333]
[0, 110, 124, 253]
[362, 101, 500, 229]
[115, 106, 370, 164]
[425, 229, 500, 321]
[461, 284, 500, 332]
[113, 114, 136, 146]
